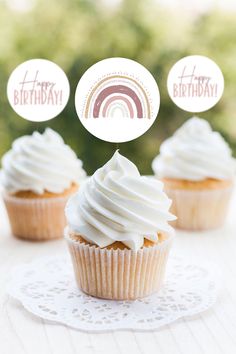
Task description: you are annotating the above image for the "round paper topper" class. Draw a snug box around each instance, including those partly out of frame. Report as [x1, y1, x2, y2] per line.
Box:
[75, 58, 160, 143]
[167, 55, 224, 113]
[7, 59, 70, 122]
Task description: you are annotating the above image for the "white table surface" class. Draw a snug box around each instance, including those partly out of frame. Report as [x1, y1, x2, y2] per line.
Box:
[0, 188, 236, 354]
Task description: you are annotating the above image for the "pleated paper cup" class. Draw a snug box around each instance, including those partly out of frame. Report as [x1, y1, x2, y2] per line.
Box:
[165, 186, 233, 231]
[3, 193, 73, 241]
[65, 228, 174, 300]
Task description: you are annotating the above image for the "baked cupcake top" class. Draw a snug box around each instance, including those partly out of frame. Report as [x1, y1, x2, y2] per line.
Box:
[1, 128, 86, 194]
[152, 117, 235, 181]
[65, 150, 175, 251]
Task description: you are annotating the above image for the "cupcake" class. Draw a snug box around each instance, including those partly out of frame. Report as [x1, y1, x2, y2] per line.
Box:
[152, 117, 235, 231]
[65, 150, 175, 300]
[1, 128, 86, 241]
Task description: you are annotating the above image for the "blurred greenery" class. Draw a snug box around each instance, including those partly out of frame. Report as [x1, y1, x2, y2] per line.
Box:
[0, 0, 236, 174]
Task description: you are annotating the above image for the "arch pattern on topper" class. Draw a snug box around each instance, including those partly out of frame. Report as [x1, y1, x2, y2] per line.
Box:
[84, 75, 151, 119]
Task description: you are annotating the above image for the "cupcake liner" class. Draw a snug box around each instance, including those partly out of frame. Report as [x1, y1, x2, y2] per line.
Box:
[3, 193, 72, 241]
[165, 186, 233, 231]
[65, 228, 174, 300]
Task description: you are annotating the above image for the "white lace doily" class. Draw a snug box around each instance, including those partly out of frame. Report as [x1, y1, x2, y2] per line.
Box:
[7, 255, 219, 332]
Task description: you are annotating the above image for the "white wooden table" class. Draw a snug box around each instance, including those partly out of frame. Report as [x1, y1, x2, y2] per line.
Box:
[0, 188, 236, 354]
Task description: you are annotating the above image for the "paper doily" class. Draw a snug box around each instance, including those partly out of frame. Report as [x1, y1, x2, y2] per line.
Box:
[7, 255, 218, 332]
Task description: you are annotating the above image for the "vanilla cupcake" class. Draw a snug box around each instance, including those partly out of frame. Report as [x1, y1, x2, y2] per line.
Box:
[152, 117, 235, 230]
[1, 128, 86, 241]
[65, 150, 175, 300]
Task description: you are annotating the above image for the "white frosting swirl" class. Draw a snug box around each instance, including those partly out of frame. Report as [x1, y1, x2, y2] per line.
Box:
[65, 151, 175, 251]
[152, 117, 236, 181]
[1, 128, 86, 194]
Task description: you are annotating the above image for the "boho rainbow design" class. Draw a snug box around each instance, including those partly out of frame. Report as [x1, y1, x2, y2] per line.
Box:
[84, 75, 151, 119]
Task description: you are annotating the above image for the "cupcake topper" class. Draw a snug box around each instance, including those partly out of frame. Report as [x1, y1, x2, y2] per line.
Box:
[167, 55, 224, 113]
[75, 57, 160, 143]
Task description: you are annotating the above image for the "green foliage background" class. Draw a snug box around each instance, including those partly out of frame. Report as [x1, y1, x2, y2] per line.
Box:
[0, 0, 235, 174]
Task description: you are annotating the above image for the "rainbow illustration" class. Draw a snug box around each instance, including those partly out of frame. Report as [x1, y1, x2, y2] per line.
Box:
[84, 75, 151, 119]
